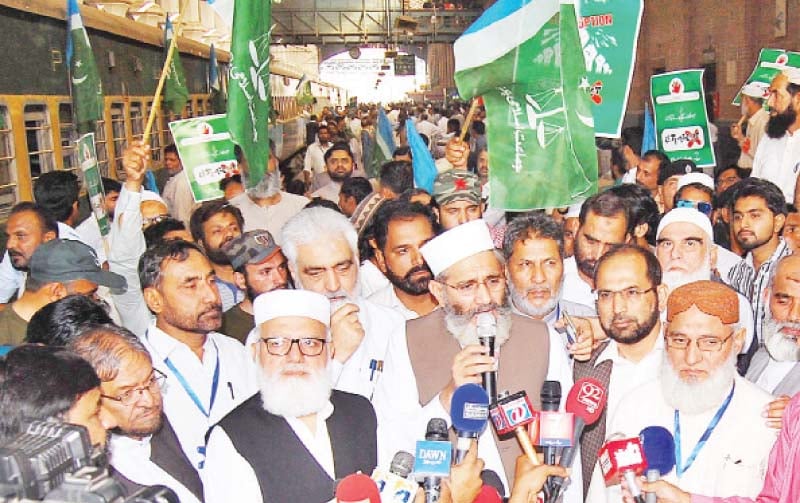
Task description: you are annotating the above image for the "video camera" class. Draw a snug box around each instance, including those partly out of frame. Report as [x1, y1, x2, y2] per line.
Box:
[0, 420, 177, 502]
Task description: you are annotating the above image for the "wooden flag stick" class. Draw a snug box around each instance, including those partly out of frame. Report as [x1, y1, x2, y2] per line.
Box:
[458, 98, 480, 142]
[143, 0, 189, 142]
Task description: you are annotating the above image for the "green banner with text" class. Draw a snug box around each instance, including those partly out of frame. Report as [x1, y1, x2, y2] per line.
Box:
[77, 133, 110, 237]
[732, 48, 800, 105]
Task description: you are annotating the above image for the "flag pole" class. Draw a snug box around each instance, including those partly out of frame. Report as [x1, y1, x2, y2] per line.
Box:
[143, 0, 189, 142]
[458, 98, 480, 142]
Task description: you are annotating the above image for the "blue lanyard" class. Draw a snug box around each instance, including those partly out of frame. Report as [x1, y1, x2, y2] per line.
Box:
[163, 340, 221, 419]
[674, 382, 735, 477]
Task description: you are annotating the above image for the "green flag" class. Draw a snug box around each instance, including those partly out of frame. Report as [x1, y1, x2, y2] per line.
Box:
[295, 74, 314, 106]
[163, 18, 189, 115]
[67, 0, 104, 134]
[227, 0, 271, 189]
[733, 49, 800, 105]
[454, 0, 597, 210]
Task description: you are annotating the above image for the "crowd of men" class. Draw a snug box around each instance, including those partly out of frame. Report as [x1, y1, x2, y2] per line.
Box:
[1, 68, 800, 503]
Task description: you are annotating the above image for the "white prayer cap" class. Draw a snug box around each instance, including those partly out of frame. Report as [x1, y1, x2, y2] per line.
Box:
[565, 201, 583, 219]
[421, 219, 495, 277]
[656, 207, 713, 241]
[782, 67, 800, 86]
[141, 190, 166, 205]
[677, 172, 714, 191]
[253, 290, 331, 327]
[741, 81, 769, 99]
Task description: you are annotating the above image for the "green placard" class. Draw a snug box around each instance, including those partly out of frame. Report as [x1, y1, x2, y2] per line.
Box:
[77, 133, 110, 237]
[732, 48, 800, 105]
[168, 114, 239, 202]
[576, 0, 644, 138]
[651, 69, 716, 168]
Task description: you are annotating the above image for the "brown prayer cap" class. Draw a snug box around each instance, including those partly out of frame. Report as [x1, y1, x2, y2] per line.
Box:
[666, 280, 739, 324]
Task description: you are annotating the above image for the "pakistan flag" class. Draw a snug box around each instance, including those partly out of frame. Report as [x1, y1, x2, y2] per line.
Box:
[67, 0, 104, 134]
[454, 0, 597, 210]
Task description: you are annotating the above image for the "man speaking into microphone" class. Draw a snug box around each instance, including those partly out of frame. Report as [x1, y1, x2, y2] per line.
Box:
[376, 220, 577, 499]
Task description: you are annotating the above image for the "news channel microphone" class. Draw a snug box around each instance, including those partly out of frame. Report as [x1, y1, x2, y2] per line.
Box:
[598, 435, 648, 503]
[450, 383, 490, 464]
[548, 378, 608, 502]
[476, 312, 498, 404]
[540, 381, 562, 465]
[488, 390, 540, 466]
[371, 451, 417, 502]
[639, 426, 676, 503]
[414, 419, 452, 503]
[335, 473, 381, 503]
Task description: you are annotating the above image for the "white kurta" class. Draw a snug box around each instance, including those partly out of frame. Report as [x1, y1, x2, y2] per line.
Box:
[311, 181, 342, 203]
[368, 284, 421, 321]
[586, 375, 776, 502]
[359, 260, 391, 299]
[162, 170, 196, 226]
[228, 191, 309, 240]
[562, 257, 598, 312]
[142, 325, 258, 470]
[304, 141, 331, 176]
[752, 131, 800, 203]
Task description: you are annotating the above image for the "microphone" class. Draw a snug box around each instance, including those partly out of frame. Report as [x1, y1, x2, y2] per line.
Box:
[371, 451, 417, 502]
[450, 383, 490, 464]
[476, 312, 497, 404]
[335, 473, 381, 503]
[488, 390, 540, 466]
[639, 426, 676, 503]
[540, 381, 561, 465]
[479, 470, 506, 498]
[473, 484, 503, 503]
[414, 418, 452, 503]
[548, 378, 607, 502]
[597, 436, 648, 503]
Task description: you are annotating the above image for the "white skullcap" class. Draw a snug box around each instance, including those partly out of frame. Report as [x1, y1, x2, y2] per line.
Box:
[741, 81, 769, 99]
[565, 201, 583, 219]
[677, 172, 714, 191]
[421, 219, 495, 276]
[253, 290, 331, 327]
[141, 190, 167, 205]
[782, 67, 800, 86]
[656, 207, 713, 241]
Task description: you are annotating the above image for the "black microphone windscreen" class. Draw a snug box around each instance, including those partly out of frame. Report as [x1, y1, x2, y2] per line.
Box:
[479, 469, 506, 496]
[425, 418, 449, 442]
[541, 380, 562, 410]
[390, 451, 415, 478]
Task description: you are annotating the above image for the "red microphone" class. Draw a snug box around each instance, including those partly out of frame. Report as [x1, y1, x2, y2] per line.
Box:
[598, 436, 648, 503]
[472, 484, 502, 503]
[335, 473, 381, 503]
[489, 391, 540, 466]
[547, 378, 607, 503]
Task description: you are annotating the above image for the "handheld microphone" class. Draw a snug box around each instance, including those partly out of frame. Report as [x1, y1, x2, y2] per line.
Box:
[479, 470, 506, 498]
[414, 418, 452, 503]
[473, 484, 503, 503]
[335, 473, 381, 503]
[488, 390, 540, 466]
[450, 383, 490, 464]
[477, 312, 497, 404]
[598, 436, 648, 503]
[548, 378, 607, 503]
[372, 451, 417, 502]
[540, 381, 561, 465]
[639, 426, 676, 503]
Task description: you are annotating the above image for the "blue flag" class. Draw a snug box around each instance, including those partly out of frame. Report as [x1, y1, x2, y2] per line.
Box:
[641, 102, 657, 155]
[406, 120, 437, 192]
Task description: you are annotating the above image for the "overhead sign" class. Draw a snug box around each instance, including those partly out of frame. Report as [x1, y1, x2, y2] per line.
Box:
[394, 55, 416, 76]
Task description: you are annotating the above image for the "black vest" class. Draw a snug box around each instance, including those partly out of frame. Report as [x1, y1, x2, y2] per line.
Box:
[217, 390, 377, 503]
[110, 415, 205, 501]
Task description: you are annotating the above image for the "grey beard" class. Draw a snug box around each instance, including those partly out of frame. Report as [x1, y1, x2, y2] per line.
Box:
[258, 363, 332, 418]
[443, 300, 514, 348]
[660, 351, 737, 414]
[246, 169, 281, 199]
[763, 308, 800, 362]
[509, 277, 563, 319]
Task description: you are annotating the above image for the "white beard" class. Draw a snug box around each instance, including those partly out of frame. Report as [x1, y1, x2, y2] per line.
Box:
[247, 169, 281, 199]
[258, 362, 333, 418]
[662, 256, 712, 292]
[660, 351, 737, 414]
[444, 304, 513, 348]
[509, 277, 563, 319]
[763, 308, 800, 362]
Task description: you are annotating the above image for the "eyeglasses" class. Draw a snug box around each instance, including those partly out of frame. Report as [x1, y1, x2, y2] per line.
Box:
[676, 199, 713, 216]
[142, 214, 168, 228]
[665, 333, 734, 352]
[441, 275, 506, 297]
[260, 337, 328, 356]
[101, 369, 167, 406]
[596, 287, 656, 304]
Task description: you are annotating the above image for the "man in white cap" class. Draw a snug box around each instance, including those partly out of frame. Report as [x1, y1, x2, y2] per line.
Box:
[204, 289, 378, 503]
[379, 219, 581, 500]
[752, 68, 800, 204]
[732, 82, 770, 169]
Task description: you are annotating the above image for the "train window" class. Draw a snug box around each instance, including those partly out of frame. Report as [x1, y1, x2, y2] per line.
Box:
[110, 102, 127, 179]
[94, 118, 110, 177]
[185, 100, 194, 118]
[0, 105, 17, 218]
[58, 103, 79, 173]
[130, 101, 144, 140]
[24, 104, 55, 179]
[145, 100, 163, 162]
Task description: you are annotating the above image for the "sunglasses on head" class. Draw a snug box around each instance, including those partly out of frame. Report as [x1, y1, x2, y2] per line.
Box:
[676, 199, 713, 216]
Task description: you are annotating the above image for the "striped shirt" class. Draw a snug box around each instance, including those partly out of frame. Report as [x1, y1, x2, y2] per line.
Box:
[726, 239, 791, 343]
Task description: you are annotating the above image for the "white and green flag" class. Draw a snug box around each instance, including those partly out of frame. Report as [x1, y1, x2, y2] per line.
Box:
[67, 0, 104, 134]
[454, 0, 597, 210]
[651, 69, 716, 168]
[733, 49, 800, 105]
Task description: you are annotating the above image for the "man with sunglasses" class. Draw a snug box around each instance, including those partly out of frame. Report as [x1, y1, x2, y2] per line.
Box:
[204, 289, 377, 503]
[69, 323, 204, 503]
[674, 173, 715, 217]
[587, 281, 776, 502]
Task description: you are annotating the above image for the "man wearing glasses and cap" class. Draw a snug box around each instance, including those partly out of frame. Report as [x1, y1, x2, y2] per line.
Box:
[204, 289, 377, 503]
